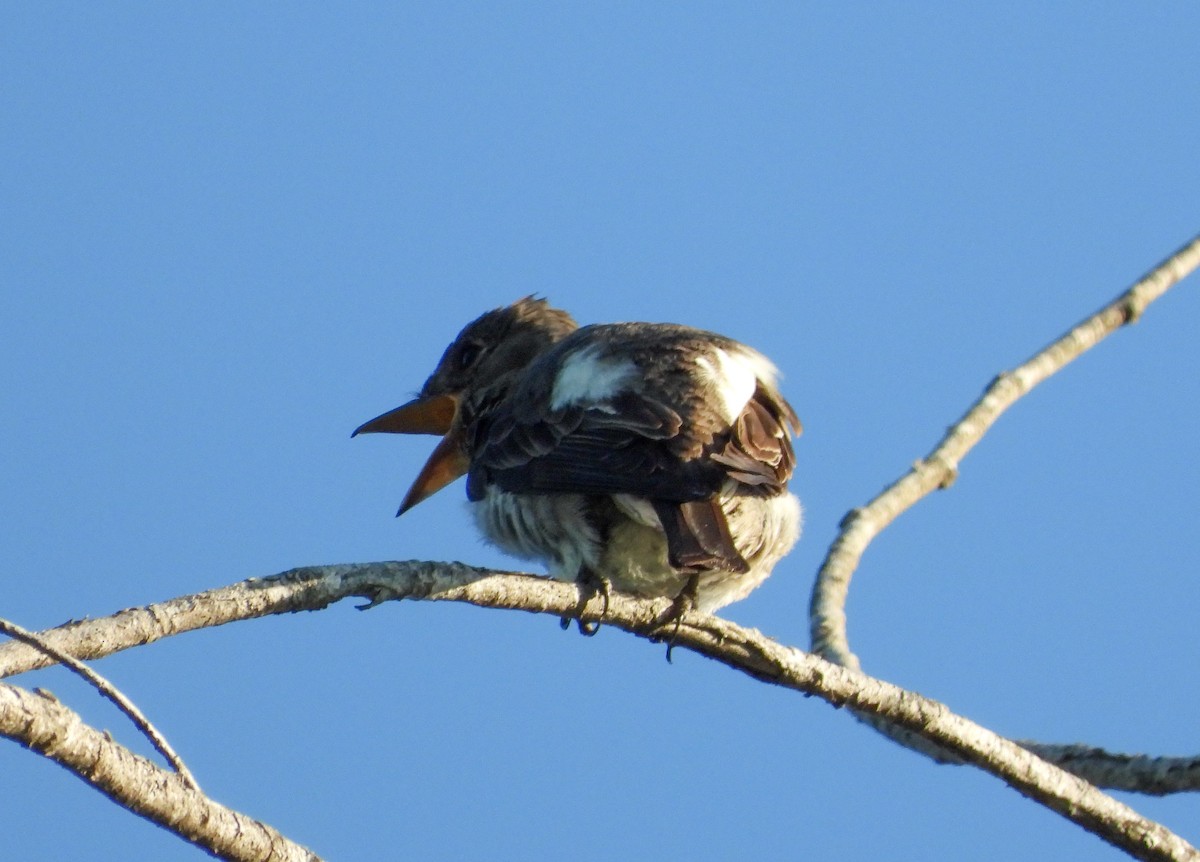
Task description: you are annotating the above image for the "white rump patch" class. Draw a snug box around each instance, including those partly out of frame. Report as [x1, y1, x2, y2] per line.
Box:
[550, 347, 638, 409]
[694, 347, 779, 423]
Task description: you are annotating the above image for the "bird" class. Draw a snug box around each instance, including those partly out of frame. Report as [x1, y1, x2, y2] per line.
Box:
[353, 296, 802, 627]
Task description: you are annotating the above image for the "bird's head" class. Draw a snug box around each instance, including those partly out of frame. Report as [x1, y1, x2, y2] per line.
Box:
[353, 296, 577, 514]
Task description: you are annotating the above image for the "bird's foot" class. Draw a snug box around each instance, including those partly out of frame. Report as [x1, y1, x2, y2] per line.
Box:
[650, 576, 700, 663]
[559, 571, 612, 636]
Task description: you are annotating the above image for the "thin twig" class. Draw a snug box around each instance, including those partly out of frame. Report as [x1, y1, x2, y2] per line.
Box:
[810, 232, 1200, 668]
[1, 683, 318, 862]
[0, 616, 201, 791]
[0, 562, 1195, 861]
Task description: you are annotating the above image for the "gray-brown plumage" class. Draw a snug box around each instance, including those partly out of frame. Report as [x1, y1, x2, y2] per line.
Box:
[354, 297, 802, 615]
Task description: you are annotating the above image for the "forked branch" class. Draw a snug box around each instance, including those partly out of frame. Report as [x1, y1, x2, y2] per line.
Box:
[3, 235, 1197, 860]
[0, 682, 319, 862]
[1, 562, 1196, 862]
[808, 232, 1200, 785]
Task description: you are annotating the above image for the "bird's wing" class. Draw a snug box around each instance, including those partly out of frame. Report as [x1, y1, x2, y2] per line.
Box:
[466, 330, 800, 573]
[470, 390, 719, 500]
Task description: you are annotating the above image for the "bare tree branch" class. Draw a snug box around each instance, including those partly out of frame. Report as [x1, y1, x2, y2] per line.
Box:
[6, 237, 1197, 859]
[1017, 744, 1200, 797]
[2, 562, 1196, 862]
[807, 232, 1200, 781]
[0, 617, 200, 791]
[811, 231, 1200, 666]
[0, 682, 321, 862]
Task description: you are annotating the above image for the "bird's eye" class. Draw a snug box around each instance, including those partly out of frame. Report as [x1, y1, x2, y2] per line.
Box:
[457, 343, 482, 370]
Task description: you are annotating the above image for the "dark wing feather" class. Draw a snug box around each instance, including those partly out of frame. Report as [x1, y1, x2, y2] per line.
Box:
[465, 327, 800, 573]
[652, 499, 750, 573]
[709, 384, 798, 494]
[469, 402, 724, 502]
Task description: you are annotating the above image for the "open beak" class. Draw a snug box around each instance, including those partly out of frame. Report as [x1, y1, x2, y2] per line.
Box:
[353, 393, 469, 515]
[352, 393, 459, 437]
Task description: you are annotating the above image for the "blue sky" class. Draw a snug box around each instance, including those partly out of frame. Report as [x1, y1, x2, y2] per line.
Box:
[3, 4, 1198, 860]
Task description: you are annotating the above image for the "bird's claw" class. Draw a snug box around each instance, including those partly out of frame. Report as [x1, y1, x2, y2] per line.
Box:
[562, 571, 612, 636]
[650, 577, 700, 663]
[558, 615, 602, 635]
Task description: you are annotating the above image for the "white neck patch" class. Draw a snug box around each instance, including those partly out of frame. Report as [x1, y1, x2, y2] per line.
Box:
[550, 346, 639, 409]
